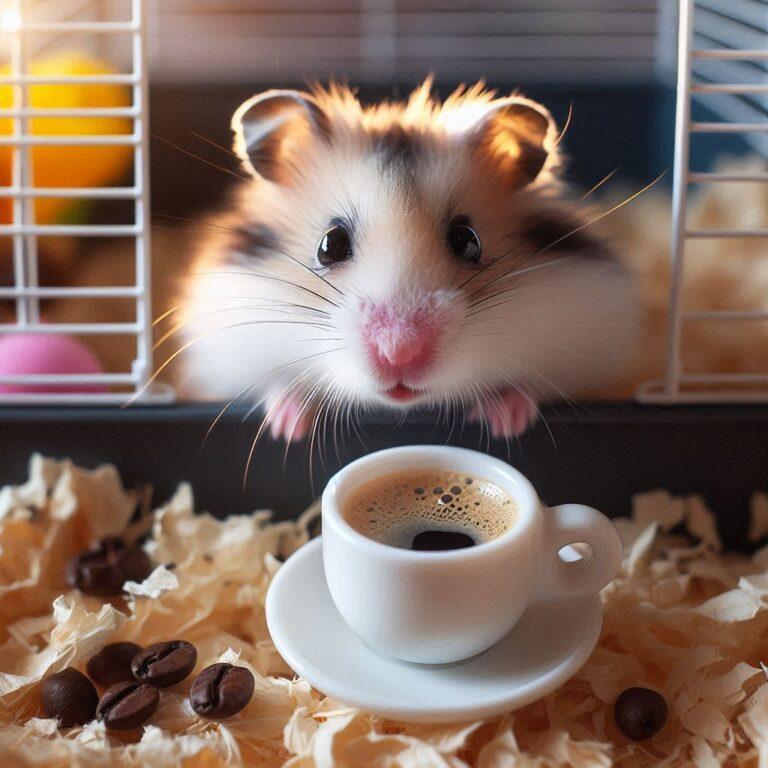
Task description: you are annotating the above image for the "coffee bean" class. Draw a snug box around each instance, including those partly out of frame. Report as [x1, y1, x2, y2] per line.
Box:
[96, 680, 159, 730]
[411, 529, 476, 551]
[189, 663, 255, 719]
[131, 640, 197, 687]
[40, 668, 98, 727]
[86, 642, 143, 688]
[120, 545, 152, 583]
[66, 537, 152, 596]
[614, 687, 668, 741]
[66, 537, 125, 596]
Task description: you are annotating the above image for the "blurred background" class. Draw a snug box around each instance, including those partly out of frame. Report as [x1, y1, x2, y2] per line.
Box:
[147, 0, 674, 215]
[2, 1, 763, 223]
[0, 0, 765, 397]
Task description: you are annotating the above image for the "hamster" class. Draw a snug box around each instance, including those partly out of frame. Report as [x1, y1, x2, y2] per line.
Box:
[177, 81, 639, 441]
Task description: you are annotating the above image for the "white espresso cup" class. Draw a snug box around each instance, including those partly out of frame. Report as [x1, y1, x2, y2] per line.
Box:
[322, 445, 623, 665]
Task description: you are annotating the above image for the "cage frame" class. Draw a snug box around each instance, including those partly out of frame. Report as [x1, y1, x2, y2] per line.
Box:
[637, 0, 768, 404]
[0, 0, 173, 404]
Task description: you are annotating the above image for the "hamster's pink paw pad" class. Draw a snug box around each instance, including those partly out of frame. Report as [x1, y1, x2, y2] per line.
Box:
[468, 389, 539, 438]
[264, 392, 314, 442]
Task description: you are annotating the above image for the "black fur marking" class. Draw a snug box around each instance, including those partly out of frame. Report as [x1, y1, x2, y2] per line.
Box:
[233, 224, 280, 257]
[373, 125, 418, 167]
[520, 213, 609, 259]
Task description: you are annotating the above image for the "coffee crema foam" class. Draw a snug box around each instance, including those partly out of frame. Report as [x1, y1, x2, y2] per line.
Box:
[342, 470, 518, 549]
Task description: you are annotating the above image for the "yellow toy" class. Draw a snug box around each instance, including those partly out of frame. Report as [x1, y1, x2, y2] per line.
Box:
[0, 51, 133, 224]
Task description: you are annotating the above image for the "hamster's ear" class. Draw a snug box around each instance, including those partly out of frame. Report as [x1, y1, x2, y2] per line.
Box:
[232, 90, 329, 181]
[470, 97, 558, 187]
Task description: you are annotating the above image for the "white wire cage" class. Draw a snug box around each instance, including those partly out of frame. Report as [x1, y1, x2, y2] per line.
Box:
[0, 0, 172, 404]
[0, 0, 765, 407]
[637, 0, 768, 403]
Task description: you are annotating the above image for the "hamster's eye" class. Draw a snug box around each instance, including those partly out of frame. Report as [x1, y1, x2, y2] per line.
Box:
[447, 217, 482, 263]
[317, 225, 352, 266]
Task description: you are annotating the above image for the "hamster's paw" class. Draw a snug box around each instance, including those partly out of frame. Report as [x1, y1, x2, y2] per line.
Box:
[468, 388, 539, 438]
[264, 391, 315, 442]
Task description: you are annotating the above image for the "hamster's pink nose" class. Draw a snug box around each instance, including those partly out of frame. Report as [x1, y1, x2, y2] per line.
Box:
[364, 317, 436, 374]
[376, 332, 427, 368]
[360, 300, 442, 378]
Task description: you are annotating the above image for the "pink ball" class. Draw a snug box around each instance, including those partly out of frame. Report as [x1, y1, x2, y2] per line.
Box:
[0, 333, 106, 394]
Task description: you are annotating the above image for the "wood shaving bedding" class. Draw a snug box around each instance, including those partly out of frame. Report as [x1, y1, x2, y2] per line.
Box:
[0, 455, 767, 767]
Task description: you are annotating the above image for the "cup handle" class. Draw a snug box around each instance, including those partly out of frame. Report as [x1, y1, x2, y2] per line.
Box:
[536, 504, 623, 601]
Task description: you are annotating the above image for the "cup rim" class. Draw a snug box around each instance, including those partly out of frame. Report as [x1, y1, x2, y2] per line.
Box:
[321, 445, 540, 562]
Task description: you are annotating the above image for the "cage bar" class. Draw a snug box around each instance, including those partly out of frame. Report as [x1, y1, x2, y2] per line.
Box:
[0, 186, 141, 198]
[0, 0, 172, 404]
[638, 0, 768, 404]
[0, 73, 140, 83]
[0, 135, 141, 145]
[0, 224, 140, 235]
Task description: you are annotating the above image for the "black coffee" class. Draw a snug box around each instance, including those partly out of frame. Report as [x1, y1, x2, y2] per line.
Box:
[411, 529, 476, 551]
[342, 470, 517, 551]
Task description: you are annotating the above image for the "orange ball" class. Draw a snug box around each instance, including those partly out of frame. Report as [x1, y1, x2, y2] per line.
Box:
[0, 52, 133, 224]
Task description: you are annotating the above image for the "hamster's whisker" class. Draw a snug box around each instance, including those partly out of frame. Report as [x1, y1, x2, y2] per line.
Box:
[129, 317, 339, 408]
[326, 152, 361, 232]
[580, 165, 621, 200]
[495, 361, 576, 430]
[154, 306, 334, 350]
[151, 133, 249, 181]
[318, 384, 341, 469]
[309, 386, 336, 484]
[203, 341, 345, 453]
[186, 269, 342, 310]
[205, 218, 347, 299]
[283, 373, 329, 467]
[326, 383, 347, 465]
[487, 384, 513, 457]
[488, 372, 553, 451]
[553, 101, 573, 148]
[465, 279, 563, 318]
[446, 391, 464, 445]
[535, 338, 633, 398]
[201, 379, 265, 454]
[322, 385, 343, 469]
[349, 400, 366, 449]
[332, 393, 347, 449]
[478, 383, 492, 455]
[125, 332, 218, 406]
[152, 214, 346, 300]
[153, 305, 180, 327]
[460, 171, 664, 299]
[245, 371, 312, 488]
[189, 130, 240, 159]
[154, 298, 330, 327]
[154, 317, 335, 351]
[466, 258, 569, 306]
[242, 347, 346, 486]
[452, 243, 527, 293]
[466, 381, 488, 442]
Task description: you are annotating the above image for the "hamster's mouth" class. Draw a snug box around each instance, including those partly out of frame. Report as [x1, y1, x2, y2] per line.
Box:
[383, 383, 422, 403]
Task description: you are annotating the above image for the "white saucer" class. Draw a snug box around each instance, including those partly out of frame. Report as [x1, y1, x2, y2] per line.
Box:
[266, 538, 603, 723]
